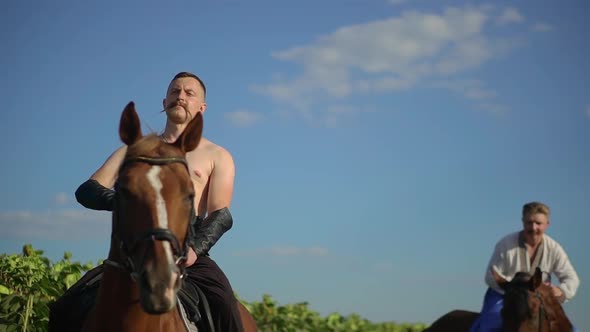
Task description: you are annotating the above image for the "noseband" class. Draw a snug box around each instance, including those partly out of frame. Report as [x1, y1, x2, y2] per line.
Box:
[105, 155, 193, 281]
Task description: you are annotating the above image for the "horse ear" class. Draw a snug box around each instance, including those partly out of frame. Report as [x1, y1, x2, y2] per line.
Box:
[530, 267, 543, 291]
[119, 102, 143, 145]
[174, 112, 203, 153]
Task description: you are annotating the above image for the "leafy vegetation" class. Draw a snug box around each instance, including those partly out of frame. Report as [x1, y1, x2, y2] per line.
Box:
[239, 294, 427, 332]
[0, 245, 427, 331]
[0, 245, 94, 332]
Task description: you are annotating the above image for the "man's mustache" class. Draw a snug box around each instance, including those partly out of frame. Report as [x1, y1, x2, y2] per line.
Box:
[161, 101, 187, 113]
[167, 101, 187, 109]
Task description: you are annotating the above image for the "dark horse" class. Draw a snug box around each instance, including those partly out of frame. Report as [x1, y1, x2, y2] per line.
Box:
[53, 102, 257, 332]
[425, 267, 572, 332]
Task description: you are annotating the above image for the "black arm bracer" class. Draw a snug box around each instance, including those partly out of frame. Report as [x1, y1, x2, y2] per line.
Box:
[189, 207, 233, 256]
[74, 179, 115, 211]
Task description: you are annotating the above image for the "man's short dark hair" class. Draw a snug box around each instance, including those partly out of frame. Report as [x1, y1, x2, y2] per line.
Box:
[170, 72, 206, 97]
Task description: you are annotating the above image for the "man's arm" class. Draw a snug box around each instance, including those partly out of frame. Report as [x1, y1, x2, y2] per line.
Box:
[90, 146, 128, 188]
[75, 146, 127, 211]
[207, 147, 235, 213]
[485, 239, 511, 293]
[188, 148, 236, 258]
[551, 242, 580, 302]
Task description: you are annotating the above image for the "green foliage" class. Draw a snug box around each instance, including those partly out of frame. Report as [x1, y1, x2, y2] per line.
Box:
[1, 245, 427, 331]
[238, 294, 428, 332]
[0, 244, 94, 332]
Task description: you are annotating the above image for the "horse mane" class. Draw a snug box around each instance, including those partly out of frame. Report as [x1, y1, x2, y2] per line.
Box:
[502, 272, 532, 324]
[126, 134, 181, 158]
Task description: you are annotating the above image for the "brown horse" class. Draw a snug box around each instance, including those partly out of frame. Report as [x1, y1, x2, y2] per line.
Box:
[501, 267, 573, 332]
[82, 102, 257, 332]
[423, 310, 479, 332]
[425, 267, 572, 332]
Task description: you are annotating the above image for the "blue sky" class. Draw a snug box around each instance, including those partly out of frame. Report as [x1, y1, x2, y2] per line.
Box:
[1, 0, 589, 329]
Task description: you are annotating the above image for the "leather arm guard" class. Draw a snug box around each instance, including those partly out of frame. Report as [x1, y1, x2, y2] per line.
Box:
[74, 179, 115, 211]
[189, 207, 233, 256]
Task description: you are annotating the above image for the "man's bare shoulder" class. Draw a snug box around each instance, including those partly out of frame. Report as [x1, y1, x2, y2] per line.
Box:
[195, 138, 234, 164]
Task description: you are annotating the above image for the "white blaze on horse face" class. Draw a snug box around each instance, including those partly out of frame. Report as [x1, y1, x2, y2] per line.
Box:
[146, 166, 174, 262]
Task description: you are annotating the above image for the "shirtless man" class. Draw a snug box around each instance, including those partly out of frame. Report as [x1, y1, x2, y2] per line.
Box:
[73, 72, 244, 331]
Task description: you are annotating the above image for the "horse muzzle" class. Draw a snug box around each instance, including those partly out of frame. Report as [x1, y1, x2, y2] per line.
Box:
[138, 263, 182, 314]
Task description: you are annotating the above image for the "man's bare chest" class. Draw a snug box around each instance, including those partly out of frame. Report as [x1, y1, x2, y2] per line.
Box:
[186, 152, 213, 190]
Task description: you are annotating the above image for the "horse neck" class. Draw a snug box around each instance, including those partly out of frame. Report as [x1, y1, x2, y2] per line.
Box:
[508, 286, 573, 332]
[536, 285, 573, 332]
[91, 267, 183, 332]
[502, 320, 524, 332]
[93, 266, 141, 325]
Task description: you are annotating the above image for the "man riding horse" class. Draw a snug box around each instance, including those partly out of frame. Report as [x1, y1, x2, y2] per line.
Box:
[50, 72, 251, 331]
[470, 202, 580, 332]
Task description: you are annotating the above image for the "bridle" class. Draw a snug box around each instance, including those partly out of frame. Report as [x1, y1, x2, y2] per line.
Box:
[503, 273, 554, 332]
[104, 155, 194, 282]
[532, 290, 548, 332]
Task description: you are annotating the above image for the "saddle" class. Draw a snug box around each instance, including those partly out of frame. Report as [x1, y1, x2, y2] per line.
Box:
[48, 264, 213, 332]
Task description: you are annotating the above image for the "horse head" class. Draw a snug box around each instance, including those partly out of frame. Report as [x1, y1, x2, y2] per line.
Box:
[500, 267, 573, 332]
[108, 101, 202, 314]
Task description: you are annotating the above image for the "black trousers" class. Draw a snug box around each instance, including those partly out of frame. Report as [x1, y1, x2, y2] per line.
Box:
[182, 255, 244, 332]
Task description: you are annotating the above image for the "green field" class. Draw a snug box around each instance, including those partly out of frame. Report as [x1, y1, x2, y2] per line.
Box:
[0, 245, 427, 332]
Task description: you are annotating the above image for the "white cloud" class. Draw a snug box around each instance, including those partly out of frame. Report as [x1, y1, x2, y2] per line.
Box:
[224, 110, 264, 127]
[357, 76, 416, 93]
[256, 7, 492, 100]
[233, 246, 329, 257]
[0, 209, 110, 240]
[531, 22, 554, 32]
[321, 105, 379, 127]
[254, 6, 524, 123]
[476, 102, 509, 115]
[496, 7, 524, 26]
[431, 79, 510, 115]
[54, 192, 69, 205]
[434, 79, 497, 100]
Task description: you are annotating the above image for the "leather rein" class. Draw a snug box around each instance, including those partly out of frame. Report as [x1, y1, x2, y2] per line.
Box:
[532, 290, 549, 332]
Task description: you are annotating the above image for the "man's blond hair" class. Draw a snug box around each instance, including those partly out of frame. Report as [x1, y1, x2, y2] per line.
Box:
[522, 201, 550, 220]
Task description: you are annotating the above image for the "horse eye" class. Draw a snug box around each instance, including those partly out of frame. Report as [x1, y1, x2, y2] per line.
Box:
[185, 193, 195, 203]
